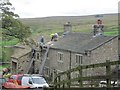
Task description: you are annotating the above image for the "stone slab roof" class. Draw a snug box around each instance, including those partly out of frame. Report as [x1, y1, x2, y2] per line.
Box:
[51, 32, 118, 53]
[11, 44, 31, 59]
[11, 34, 50, 59]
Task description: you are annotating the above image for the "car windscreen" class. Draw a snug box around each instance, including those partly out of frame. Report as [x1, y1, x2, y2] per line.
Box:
[32, 77, 46, 84]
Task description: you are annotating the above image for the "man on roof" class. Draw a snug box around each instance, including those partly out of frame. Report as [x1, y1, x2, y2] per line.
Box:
[51, 33, 59, 41]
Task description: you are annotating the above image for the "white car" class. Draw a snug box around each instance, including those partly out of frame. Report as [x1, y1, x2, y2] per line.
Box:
[21, 75, 49, 88]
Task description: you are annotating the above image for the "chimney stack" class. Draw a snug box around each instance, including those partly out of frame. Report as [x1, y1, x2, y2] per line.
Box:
[64, 22, 72, 32]
[93, 19, 104, 37]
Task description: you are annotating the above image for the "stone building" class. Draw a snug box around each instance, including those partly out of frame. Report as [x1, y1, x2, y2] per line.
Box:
[11, 45, 31, 74]
[49, 32, 118, 78]
[11, 22, 119, 81]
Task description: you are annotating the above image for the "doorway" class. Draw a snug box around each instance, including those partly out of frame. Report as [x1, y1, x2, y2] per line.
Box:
[12, 61, 17, 74]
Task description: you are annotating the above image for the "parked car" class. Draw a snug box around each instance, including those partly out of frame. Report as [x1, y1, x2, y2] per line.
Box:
[21, 75, 49, 88]
[3, 82, 30, 89]
[8, 74, 49, 88]
[1, 74, 29, 89]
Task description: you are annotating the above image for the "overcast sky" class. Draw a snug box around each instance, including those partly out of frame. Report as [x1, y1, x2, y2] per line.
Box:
[10, 0, 119, 18]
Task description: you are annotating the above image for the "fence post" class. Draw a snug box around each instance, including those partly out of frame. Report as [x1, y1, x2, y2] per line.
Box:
[63, 83, 65, 88]
[106, 60, 111, 87]
[58, 76, 61, 88]
[53, 69, 57, 89]
[79, 66, 83, 87]
[67, 71, 71, 88]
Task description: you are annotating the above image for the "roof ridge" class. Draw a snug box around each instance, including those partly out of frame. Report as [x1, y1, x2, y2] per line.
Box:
[87, 35, 118, 51]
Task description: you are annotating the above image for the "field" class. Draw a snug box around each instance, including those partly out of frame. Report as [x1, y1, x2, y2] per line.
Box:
[0, 39, 19, 62]
[20, 13, 118, 36]
[1, 13, 119, 62]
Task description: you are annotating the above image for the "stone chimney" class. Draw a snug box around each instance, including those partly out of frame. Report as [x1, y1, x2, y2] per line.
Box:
[64, 22, 72, 32]
[93, 19, 104, 37]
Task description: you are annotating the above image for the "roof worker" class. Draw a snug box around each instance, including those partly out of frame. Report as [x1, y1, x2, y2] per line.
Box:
[54, 33, 58, 38]
[40, 36, 44, 44]
[38, 36, 45, 50]
[31, 48, 36, 58]
[53, 33, 59, 41]
[40, 36, 45, 45]
[50, 33, 55, 41]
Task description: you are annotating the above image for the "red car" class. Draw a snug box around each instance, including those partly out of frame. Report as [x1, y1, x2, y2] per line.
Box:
[3, 74, 30, 89]
[3, 82, 30, 89]
[8, 74, 23, 85]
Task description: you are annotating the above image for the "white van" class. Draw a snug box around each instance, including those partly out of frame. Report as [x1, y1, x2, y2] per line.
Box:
[21, 75, 49, 88]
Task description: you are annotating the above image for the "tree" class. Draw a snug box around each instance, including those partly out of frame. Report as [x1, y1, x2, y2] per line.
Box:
[1, 0, 31, 41]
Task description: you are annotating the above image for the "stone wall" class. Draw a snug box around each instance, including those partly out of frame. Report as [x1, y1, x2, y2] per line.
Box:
[48, 49, 70, 73]
[17, 53, 31, 74]
[87, 37, 118, 76]
[90, 37, 118, 64]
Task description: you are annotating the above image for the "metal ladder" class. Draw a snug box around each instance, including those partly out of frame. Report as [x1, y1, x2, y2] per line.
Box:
[26, 56, 35, 74]
[39, 46, 50, 75]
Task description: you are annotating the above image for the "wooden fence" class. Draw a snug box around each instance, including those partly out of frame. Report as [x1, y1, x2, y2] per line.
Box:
[54, 60, 120, 88]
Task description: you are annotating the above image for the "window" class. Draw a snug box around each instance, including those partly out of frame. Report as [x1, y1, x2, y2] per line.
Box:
[75, 54, 83, 65]
[58, 52, 63, 62]
[44, 67, 50, 76]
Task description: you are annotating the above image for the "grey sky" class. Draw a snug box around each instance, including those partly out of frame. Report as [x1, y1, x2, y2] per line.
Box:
[10, 0, 119, 18]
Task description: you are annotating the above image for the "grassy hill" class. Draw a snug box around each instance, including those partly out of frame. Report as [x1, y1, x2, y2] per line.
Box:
[19, 13, 118, 36]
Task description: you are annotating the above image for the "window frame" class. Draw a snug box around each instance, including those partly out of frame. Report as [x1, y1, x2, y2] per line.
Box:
[44, 66, 50, 76]
[75, 54, 83, 65]
[57, 52, 64, 62]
